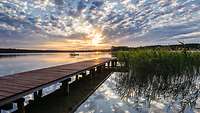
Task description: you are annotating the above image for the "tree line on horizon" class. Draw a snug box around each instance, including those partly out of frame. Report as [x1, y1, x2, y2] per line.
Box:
[111, 43, 200, 51]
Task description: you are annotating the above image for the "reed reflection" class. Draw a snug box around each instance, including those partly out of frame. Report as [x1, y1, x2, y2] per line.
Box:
[114, 50, 200, 112]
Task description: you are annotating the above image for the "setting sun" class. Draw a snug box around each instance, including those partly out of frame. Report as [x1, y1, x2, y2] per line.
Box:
[92, 37, 101, 45]
[91, 34, 103, 45]
[87, 28, 105, 46]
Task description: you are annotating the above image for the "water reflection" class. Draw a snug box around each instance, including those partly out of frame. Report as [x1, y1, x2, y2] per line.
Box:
[76, 71, 200, 113]
[115, 71, 200, 113]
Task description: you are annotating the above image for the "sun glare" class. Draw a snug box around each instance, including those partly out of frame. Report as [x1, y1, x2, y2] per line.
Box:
[87, 28, 105, 46]
[92, 34, 103, 45]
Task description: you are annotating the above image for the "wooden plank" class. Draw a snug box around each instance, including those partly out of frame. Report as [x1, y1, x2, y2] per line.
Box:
[0, 85, 28, 91]
[9, 69, 76, 81]
[0, 82, 31, 92]
[0, 80, 36, 88]
[0, 78, 43, 86]
[0, 88, 21, 94]
[6, 72, 71, 84]
[0, 95, 6, 100]
[58, 61, 104, 70]
[0, 90, 14, 97]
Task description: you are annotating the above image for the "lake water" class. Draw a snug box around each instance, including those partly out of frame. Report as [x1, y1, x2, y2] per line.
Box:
[75, 71, 200, 113]
[0, 52, 111, 77]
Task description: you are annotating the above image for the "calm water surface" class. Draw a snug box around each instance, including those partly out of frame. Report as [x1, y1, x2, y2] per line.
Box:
[0, 52, 111, 76]
[75, 71, 200, 113]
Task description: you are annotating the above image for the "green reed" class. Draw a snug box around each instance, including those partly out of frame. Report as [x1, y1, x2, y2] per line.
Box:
[113, 49, 200, 76]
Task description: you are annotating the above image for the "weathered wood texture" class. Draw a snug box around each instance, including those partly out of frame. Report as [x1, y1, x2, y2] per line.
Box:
[0, 58, 114, 106]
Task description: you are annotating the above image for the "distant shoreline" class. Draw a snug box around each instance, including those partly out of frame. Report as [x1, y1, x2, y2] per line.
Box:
[1, 43, 200, 53]
[0, 48, 111, 53]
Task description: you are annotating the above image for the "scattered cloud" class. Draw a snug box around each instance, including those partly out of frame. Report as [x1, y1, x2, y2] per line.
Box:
[0, 0, 200, 49]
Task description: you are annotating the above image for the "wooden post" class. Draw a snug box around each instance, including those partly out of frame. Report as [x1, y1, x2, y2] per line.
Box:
[102, 64, 106, 71]
[82, 72, 87, 77]
[34, 89, 43, 101]
[90, 68, 95, 76]
[111, 60, 115, 67]
[61, 78, 71, 95]
[97, 66, 102, 73]
[111, 60, 117, 67]
[75, 75, 79, 81]
[33, 92, 37, 100]
[107, 62, 110, 68]
[38, 90, 42, 97]
[115, 60, 117, 67]
[16, 98, 25, 113]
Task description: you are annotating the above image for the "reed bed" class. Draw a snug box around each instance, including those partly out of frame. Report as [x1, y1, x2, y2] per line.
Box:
[114, 49, 200, 76]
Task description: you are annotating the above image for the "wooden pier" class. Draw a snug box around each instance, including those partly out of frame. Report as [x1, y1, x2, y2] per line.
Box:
[0, 58, 117, 113]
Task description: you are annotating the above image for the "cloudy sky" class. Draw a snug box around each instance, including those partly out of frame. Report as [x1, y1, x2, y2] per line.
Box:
[0, 0, 200, 50]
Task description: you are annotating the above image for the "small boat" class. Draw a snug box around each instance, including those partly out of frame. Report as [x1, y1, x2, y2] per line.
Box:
[70, 52, 79, 56]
